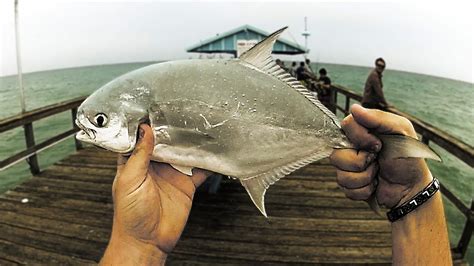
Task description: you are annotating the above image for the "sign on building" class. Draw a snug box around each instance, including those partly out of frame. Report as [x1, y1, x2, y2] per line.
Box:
[236, 40, 259, 57]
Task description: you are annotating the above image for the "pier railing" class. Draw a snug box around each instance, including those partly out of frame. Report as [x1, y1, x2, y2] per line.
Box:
[0, 96, 86, 173]
[329, 84, 473, 259]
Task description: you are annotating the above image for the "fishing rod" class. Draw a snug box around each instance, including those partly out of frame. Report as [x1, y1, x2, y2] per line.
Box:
[14, 0, 26, 113]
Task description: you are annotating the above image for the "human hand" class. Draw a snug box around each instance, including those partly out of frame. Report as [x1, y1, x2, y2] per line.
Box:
[101, 124, 211, 265]
[330, 104, 432, 208]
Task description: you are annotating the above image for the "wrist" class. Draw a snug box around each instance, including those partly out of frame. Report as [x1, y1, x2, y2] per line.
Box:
[101, 229, 167, 265]
[395, 171, 433, 209]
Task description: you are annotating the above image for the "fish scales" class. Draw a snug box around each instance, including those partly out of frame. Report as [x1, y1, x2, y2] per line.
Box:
[137, 60, 344, 173]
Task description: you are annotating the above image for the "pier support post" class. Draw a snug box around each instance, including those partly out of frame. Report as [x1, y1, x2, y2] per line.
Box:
[328, 86, 337, 114]
[456, 200, 473, 258]
[23, 123, 40, 174]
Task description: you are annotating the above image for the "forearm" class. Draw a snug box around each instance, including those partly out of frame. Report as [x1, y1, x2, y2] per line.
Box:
[391, 174, 452, 265]
[100, 229, 167, 265]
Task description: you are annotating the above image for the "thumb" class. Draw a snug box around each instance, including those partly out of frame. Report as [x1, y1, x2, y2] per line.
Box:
[118, 124, 154, 188]
[350, 104, 415, 137]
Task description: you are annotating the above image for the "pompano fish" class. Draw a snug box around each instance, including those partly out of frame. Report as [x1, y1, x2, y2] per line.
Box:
[76, 27, 440, 216]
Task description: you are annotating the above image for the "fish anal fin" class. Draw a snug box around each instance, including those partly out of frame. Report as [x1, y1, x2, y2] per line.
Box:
[239, 150, 332, 217]
[241, 178, 269, 217]
[170, 164, 193, 176]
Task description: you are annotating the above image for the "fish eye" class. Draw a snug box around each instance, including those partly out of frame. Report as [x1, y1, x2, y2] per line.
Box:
[94, 113, 108, 127]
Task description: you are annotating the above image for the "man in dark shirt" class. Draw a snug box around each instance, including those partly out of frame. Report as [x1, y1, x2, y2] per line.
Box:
[317, 68, 332, 108]
[361, 58, 389, 109]
[296, 62, 309, 81]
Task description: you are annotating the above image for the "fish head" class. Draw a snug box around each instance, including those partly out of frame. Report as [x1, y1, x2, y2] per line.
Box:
[75, 78, 151, 153]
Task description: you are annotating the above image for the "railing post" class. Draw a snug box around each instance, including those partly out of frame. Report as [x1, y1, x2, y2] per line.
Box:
[71, 107, 83, 150]
[421, 134, 430, 145]
[456, 200, 473, 258]
[23, 123, 40, 174]
[344, 95, 350, 116]
[329, 86, 337, 114]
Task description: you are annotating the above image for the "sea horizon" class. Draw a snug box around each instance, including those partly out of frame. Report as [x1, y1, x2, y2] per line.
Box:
[2, 60, 473, 85]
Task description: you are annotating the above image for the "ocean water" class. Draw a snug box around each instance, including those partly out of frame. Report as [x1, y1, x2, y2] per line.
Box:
[0, 61, 472, 261]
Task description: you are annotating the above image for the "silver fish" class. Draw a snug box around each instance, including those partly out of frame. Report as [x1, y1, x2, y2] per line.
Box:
[76, 27, 440, 216]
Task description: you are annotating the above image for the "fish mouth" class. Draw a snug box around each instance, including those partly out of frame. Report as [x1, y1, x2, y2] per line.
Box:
[75, 119, 96, 140]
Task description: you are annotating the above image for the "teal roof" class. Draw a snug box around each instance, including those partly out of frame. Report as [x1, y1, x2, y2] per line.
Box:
[187, 25, 308, 55]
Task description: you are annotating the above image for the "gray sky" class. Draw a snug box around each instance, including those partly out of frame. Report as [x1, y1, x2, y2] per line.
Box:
[1, 0, 473, 82]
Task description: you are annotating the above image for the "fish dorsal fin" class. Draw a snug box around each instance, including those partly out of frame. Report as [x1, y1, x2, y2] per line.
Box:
[239, 26, 288, 69]
[239, 27, 340, 128]
[239, 150, 332, 217]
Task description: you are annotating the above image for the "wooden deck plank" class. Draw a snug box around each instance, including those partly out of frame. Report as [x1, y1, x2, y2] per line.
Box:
[0, 199, 112, 229]
[0, 239, 96, 265]
[0, 147, 398, 264]
[0, 223, 105, 261]
[173, 238, 392, 263]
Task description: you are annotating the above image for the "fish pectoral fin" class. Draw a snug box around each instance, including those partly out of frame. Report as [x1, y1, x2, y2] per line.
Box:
[170, 164, 193, 176]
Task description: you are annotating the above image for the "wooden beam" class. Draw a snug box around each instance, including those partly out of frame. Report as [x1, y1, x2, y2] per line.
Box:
[0, 97, 86, 133]
[0, 128, 78, 172]
[387, 107, 474, 167]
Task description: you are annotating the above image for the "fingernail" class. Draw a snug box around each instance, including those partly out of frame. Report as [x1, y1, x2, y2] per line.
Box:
[366, 153, 376, 165]
[138, 127, 145, 139]
[372, 142, 381, 152]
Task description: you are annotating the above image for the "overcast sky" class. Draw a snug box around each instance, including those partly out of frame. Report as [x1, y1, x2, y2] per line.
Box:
[1, 0, 472, 83]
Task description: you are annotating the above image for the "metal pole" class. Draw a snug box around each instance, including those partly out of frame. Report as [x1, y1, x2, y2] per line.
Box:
[14, 0, 26, 113]
[304, 17, 308, 52]
[301, 16, 311, 59]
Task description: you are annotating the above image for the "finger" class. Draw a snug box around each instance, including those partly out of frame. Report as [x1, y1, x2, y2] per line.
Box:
[350, 104, 417, 138]
[340, 115, 381, 152]
[336, 163, 378, 189]
[330, 148, 376, 172]
[119, 124, 154, 186]
[340, 181, 376, 201]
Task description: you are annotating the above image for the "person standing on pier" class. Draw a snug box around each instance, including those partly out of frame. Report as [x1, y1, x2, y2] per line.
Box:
[316, 68, 332, 108]
[361, 58, 390, 109]
[289, 61, 297, 77]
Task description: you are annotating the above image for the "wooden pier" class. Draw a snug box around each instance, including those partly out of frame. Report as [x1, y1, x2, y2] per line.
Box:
[0, 146, 396, 265]
[0, 85, 471, 265]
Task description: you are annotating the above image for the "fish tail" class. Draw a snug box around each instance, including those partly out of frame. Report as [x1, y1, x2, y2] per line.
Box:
[367, 134, 441, 214]
[378, 134, 441, 161]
